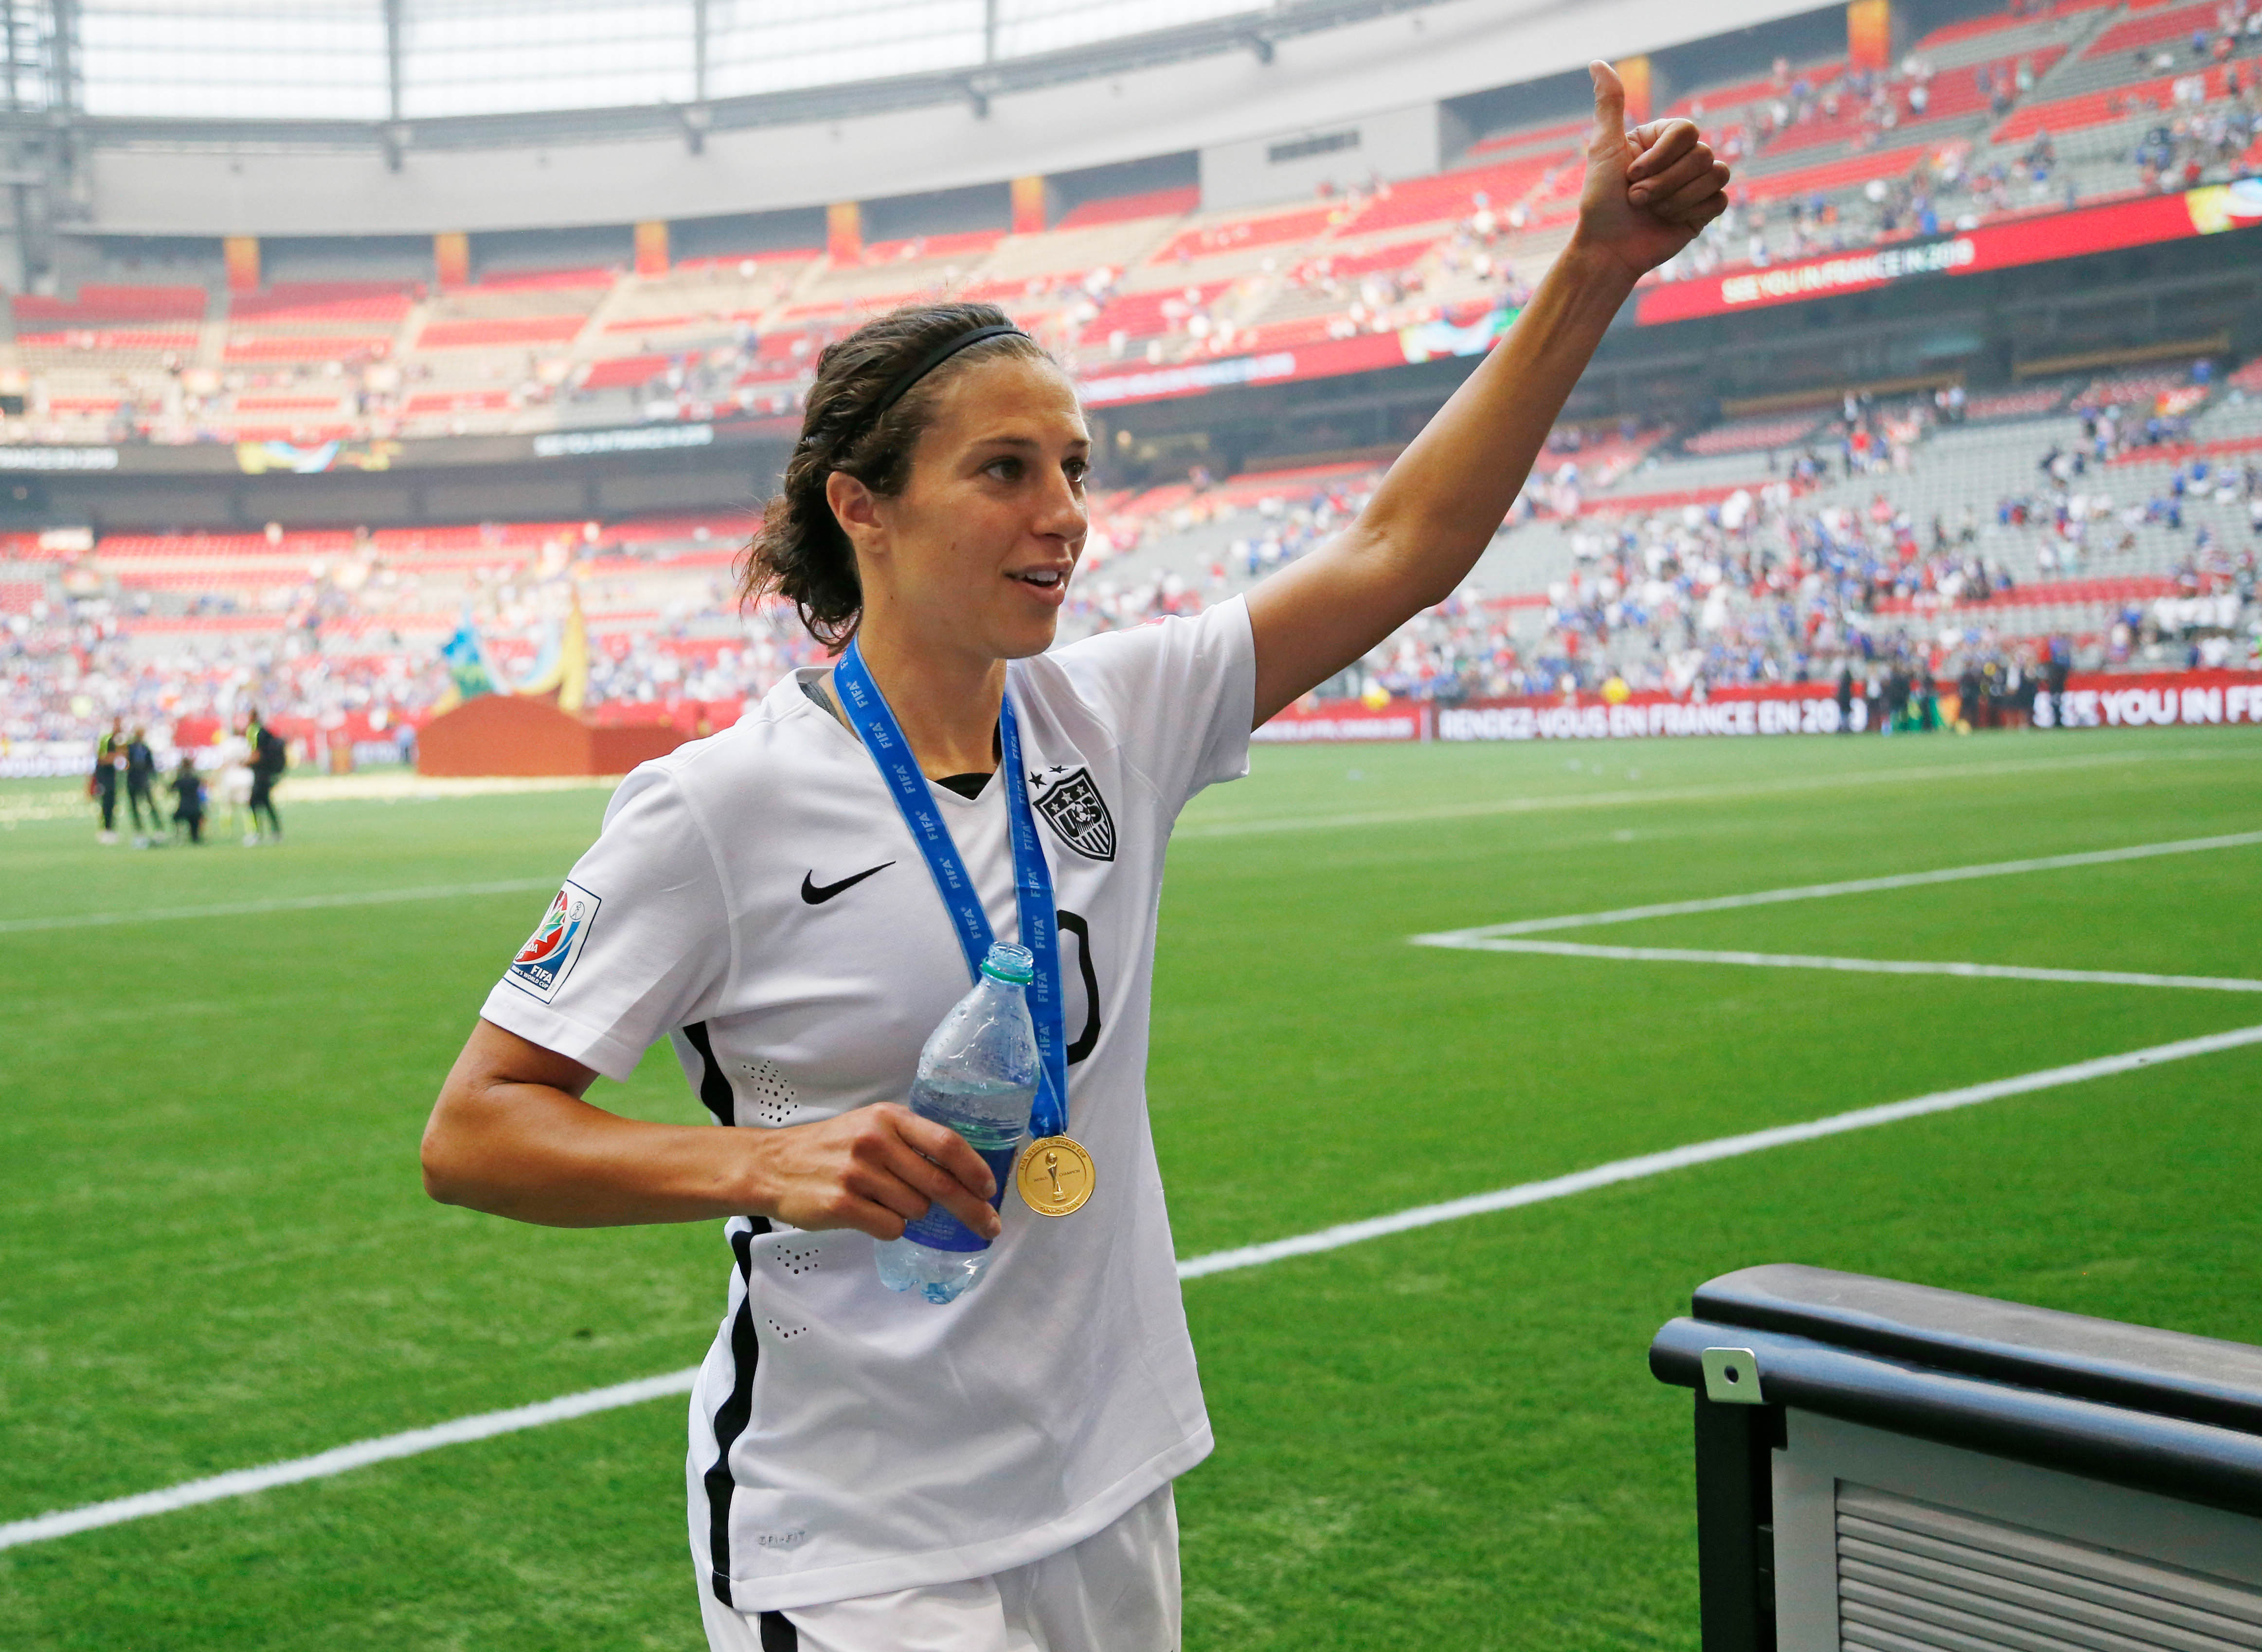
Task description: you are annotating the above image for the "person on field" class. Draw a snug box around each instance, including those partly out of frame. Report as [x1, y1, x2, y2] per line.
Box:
[91, 717, 124, 844]
[245, 710, 287, 844]
[170, 752, 207, 845]
[420, 61, 1730, 1652]
[1883, 664, 1911, 733]
[125, 726, 160, 845]
[213, 722, 254, 837]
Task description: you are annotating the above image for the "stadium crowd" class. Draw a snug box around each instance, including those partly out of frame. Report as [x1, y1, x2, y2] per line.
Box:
[10, 332, 2262, 803]
[10, 414, 2261, 785]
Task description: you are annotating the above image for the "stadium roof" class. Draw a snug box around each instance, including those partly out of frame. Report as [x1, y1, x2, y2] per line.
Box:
[18, 0, 1451, 134]
[11, 0, 1835, 234]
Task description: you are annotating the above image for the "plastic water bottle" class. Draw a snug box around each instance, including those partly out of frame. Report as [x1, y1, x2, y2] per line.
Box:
[874, 941, 1041, 1304]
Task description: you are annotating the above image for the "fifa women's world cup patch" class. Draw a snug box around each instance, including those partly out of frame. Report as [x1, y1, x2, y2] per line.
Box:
[505, 880, 601, 1002]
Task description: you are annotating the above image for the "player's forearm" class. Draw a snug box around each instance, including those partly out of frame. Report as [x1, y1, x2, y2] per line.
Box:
[1354, 238, 1635, 596]
[421, 1082, 757, 1228]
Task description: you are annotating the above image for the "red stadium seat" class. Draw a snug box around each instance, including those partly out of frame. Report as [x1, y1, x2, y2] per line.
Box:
[415, 316, 589, 348]
[1149, 206, 1338, 265]
[1055, 185, 1202, 230]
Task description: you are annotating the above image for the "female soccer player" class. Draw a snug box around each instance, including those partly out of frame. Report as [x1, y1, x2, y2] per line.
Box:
[422, 64, 1725, 1652]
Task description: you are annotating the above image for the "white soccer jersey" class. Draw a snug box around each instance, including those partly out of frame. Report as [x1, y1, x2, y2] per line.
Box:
[481, 596, 1256, 1615]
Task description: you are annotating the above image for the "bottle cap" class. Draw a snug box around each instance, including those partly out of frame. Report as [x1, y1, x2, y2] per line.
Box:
[980, 942, 1035, 985]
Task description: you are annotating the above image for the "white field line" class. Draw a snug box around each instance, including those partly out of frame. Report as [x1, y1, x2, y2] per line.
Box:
[1180, 747, 2249, 840]
[1412, 830, 2262, 944]
[8, 1018, 2262, 1554]
[0, 1370, 701, 1551]
[0, 878, 558, 936]
[1175, 1022, 2262, 1280]
[1428, 937, 2262, 994]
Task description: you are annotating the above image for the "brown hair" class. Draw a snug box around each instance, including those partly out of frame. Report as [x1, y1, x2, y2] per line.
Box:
[738, 302, 1054, 647]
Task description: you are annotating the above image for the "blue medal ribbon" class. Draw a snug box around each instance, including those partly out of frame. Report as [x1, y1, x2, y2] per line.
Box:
[832, 639, 1069, 1141]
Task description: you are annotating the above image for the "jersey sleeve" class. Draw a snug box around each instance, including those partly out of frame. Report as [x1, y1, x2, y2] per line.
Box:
[1054, 594, 1256, 814]
[478, 767, 732, 1082]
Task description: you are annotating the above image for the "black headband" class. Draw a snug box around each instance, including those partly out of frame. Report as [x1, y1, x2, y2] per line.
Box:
[847, 323, 1027, 445]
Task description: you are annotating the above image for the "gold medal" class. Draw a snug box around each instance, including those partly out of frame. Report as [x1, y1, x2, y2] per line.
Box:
[1015, 1135, 1095, 1217]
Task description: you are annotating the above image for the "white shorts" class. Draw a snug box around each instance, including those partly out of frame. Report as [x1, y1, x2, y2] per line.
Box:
[698, 1481, 1179, 1652]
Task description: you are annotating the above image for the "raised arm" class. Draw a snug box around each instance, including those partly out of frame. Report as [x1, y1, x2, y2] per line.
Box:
[1245, 61, 1730, 722]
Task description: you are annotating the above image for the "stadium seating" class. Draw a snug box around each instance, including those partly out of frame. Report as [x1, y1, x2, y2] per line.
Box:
[0, 0, 2254, 758]
[1992, 54, 2262, 141]
[13, 284, 208, 324]
[222, 279, 416, 369]
[222, 333, 395, 362]
[1055, 185, 1201, 229]
[414, 315, 589, 348]
[2086, 0, 2229, 60]
[1149, 205, 1337, 267]
[1343, 154, 1564, 236]
[1685, 414, 1824, 456]
[1464, 116, 1587, 162]
[1967, 385, 2071, 418]
[0, 5, 2249, 450]
[16, 328, 197, 358]
[578, 353, 671, 391]
[10, 361, 2250, 706]
[1079, 280, 1239, 349]
[228, 281, 415, 323]
[1751, 48, 2067, 160]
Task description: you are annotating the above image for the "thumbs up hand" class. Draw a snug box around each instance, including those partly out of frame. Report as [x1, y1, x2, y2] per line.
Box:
[1575, 60, 1731, 283]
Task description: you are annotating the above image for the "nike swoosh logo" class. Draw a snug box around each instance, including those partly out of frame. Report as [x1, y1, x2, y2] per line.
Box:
[801, 862, 894, 905]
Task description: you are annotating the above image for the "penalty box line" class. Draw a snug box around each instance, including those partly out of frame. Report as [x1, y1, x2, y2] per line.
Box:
[1413, 829, 2262, 946]
[7, 1020, 2262, 1554]
[1441, 939, 2262, 995]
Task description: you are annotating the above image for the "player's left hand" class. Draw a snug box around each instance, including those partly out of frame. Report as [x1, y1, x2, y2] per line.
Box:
[1574, 60, 1732, 282]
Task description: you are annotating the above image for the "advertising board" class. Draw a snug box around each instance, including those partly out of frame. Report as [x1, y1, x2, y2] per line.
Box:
[1635, 178, 2262, 326]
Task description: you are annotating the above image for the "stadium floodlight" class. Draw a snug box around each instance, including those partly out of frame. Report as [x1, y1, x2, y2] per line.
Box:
[1651, 1265, 2262, 1649]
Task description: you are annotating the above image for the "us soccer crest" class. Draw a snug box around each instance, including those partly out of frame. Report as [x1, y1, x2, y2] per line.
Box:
[505, 880, 601, 1002]
[1029, 766, 1115, 862]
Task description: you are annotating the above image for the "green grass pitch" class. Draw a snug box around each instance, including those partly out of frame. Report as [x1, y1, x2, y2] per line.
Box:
[4, 726, 2261, 1650]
